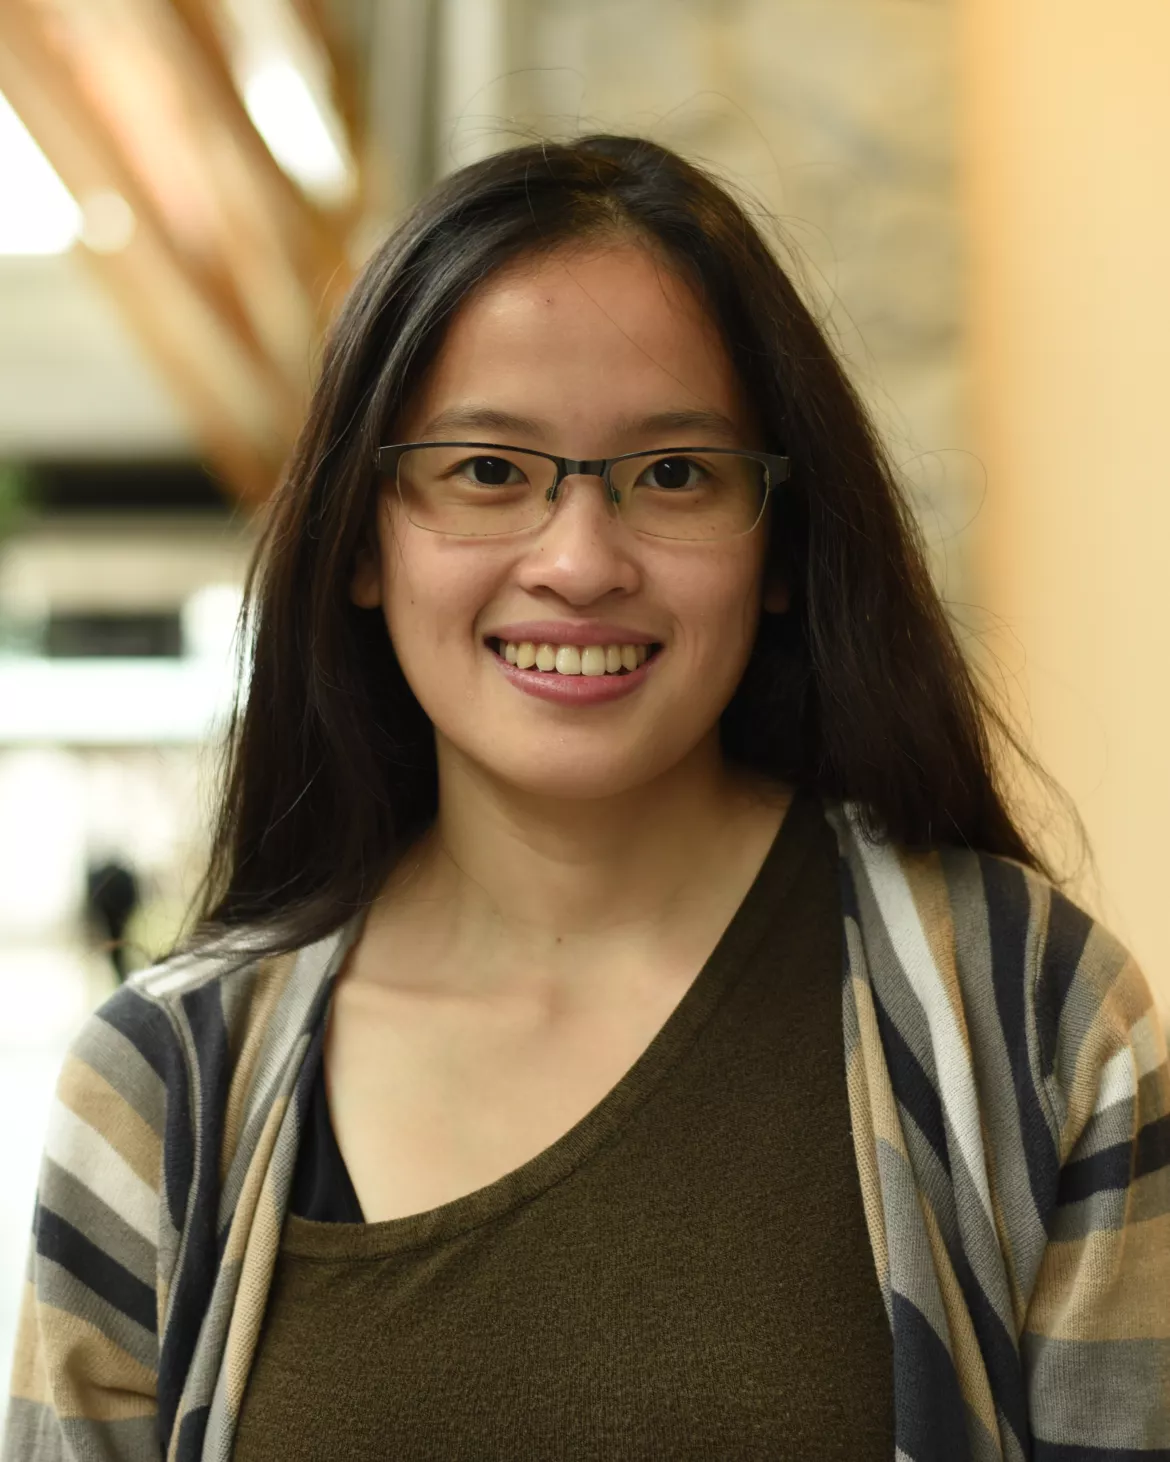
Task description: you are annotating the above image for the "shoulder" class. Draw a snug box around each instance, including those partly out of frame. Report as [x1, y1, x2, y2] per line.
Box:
[68, 934, 292, 1105]
[824, 799, 1166, 1157]
[57, 923, 350, 1184]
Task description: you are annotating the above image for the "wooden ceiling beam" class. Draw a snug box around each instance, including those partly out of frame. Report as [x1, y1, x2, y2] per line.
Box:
[287, 0, 366, 170]
[165, 0, 351, 282]
[0, 0, 362, 502]
[0, 5, 296, 481]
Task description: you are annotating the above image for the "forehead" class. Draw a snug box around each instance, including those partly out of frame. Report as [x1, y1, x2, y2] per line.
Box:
[399, 241, 755, 445]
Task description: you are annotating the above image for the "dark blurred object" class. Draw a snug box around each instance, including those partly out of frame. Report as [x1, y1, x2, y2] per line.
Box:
[0, 462, 35, 541]
[29, 460, 231, 515]
[46, 611, 183, 658]
[85, 860, 140, 984]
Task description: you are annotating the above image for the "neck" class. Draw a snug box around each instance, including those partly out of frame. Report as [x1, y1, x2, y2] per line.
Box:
[360, 733, 793, 1004]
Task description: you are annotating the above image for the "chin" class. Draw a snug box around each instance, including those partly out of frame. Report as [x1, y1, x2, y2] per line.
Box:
[466, 738, 677, 802]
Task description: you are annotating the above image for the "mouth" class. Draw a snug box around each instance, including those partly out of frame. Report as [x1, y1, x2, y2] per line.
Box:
[486, 637, 663, 677]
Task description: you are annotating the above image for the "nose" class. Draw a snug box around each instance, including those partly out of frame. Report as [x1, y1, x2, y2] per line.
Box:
[547, 470, 620, 525]
[519, 470, 639, 602]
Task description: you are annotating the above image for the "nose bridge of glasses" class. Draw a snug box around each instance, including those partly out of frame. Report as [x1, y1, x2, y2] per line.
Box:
[548, 458, 620, 506]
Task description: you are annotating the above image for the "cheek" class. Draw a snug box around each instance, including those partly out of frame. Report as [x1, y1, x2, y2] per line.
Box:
[676, 549, 766, 655]
[378, 525, 500, 666]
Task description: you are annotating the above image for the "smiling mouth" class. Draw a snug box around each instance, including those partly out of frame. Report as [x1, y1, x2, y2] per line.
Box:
[487, 638, 662, 676]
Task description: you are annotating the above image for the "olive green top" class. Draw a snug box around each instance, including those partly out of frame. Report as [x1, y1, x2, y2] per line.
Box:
[233, 790, 894, 1460]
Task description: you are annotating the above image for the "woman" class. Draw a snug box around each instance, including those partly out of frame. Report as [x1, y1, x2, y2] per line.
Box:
[5, 135, 1167, 1462]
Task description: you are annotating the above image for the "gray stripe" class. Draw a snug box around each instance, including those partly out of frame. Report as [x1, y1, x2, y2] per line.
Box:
[2, 1396, 72, 1461]
[875, 1136, 953, 1348]
[1022, 1333, 1170, 1448]
[969, 1403, 1013, 1462]
[1047, 1183, 1130, 1241]
[999, 1415, 1029, 1462]
[133, 926, 287, 1002]
[159, 993, 207, 1341]
[36, 1255, 157, 1373]
[72, 1016, 167, 1141]
[841, 832, 944, 1098]
[1044, 921, 1127, 1132]
[38, 1158, 156, 1291]
[61, 1411, 161, 1462]
[170, 1254, 241, 1441]
[942, 847, 1049, 1277]
[1068, 1089, 1135, 1164]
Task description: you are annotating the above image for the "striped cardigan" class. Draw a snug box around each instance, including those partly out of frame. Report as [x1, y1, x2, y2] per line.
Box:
[5, 802, 1169, 1461]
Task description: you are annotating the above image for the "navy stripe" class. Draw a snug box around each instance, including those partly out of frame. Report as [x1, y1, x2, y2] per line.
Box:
[1135, 1113, 1170, 1180]
[891, 1291, 972, 1461]
[981, 857, 1061, 1224]
[175, 1404, 210, 1462]
[157, 983, 230, 1450]
[1035, 1444, 1170, 1461]
[1033, 890, 1093, 1082]
[952, 1249, 1029, 1449]
[95, 984, 194, 1234]
[872, 989, 951, 1176]
[161, 1043, 194, 1243]
[97, 984, 176, 1082]
[1058, 1140, 1133, 1205]
[35, 1203, 156, 1335]
[1058, 1112, 1170, 1205]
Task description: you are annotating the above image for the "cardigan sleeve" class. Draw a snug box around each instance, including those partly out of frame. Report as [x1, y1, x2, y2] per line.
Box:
[1021, 904, 1170, 1457]
[2, 981, 177, 1462]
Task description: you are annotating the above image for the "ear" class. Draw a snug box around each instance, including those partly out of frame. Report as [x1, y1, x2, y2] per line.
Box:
[349, 540, 383, 609]
[762, 578, 789, 614]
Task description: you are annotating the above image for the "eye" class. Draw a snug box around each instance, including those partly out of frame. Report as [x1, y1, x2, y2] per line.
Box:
[637, 456, 704, 491]
[457, 455, 525, 487]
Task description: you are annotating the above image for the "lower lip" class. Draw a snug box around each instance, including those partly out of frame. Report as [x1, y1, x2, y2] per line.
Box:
[487, 644, 662, 704]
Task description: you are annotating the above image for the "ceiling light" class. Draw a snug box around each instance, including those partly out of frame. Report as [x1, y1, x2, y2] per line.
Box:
[242, 60, 353, 205]
[80, 190, 136, 254]
[0, 90, 81, 255]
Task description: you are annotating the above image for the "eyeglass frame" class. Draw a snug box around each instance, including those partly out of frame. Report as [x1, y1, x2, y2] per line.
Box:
[373, 441, 792, 539]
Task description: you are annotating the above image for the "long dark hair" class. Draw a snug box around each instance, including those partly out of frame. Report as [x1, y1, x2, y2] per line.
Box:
[187, 133, 1069, 954]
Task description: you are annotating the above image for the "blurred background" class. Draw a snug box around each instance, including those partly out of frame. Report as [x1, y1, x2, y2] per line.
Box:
[0, 0, 1166, 1401]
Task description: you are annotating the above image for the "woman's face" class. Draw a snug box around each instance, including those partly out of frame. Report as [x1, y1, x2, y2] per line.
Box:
[352, 239, 785, 802]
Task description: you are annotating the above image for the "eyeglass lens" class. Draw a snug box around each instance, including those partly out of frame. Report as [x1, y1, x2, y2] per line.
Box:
[394, 445, 768, 540]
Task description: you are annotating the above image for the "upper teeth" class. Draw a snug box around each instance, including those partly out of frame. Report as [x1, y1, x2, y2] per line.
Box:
[498, 641, 650, 675]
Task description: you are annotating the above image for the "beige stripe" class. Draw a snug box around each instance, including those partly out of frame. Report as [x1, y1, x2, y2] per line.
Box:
[8, 1279, 52, 1407]
[852, 975, 910, 1160]
[1025, 1210, 1170, 1341]
[34, 1303, 155, 1420]
[220, 1092, 288, 1271]
[845, 1032, 891, 1294]
[56, 1054, 161, 1192]
[900, 850, 973, 1068]
[220, 953, 297, 1183]
[1130, 1008, 1169, 1084]
[223, 1112, 288, 1416]
[156, 1274, 169, 1337]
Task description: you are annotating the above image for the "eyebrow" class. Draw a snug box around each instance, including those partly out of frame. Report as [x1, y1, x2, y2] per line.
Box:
[415, 406, 745, 446]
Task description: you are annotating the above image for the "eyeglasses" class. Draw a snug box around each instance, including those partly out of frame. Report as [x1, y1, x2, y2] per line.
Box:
[374, 442, 791, 542]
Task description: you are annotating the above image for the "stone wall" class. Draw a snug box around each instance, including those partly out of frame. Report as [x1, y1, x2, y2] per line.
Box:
[430, 0, 974, 599]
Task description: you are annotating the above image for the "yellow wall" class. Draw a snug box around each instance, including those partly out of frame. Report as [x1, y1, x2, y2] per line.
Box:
[961, 0, 1170, 1019]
